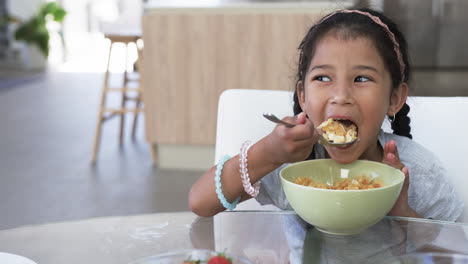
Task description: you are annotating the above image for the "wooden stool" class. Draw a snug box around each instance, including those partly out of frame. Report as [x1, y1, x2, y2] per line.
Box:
[91, 34, 155, 163]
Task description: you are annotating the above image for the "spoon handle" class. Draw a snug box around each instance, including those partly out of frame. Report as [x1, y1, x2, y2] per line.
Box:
[262, 113, 296, 128]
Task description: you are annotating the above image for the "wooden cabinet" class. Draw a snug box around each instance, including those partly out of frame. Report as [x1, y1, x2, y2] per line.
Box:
[142, 6, 328, 145]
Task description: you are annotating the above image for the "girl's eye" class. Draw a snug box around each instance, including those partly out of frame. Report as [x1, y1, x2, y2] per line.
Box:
[355, 76, 370, 82]
[314, 76, 331, 82]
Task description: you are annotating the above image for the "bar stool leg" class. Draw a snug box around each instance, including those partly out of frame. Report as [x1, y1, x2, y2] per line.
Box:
[119, 43, 129, 146]
[91, 42, 113, 163]
[131, 94, 141, 139]
[132, 41, 144, 140]
[149, 143, 158, 165]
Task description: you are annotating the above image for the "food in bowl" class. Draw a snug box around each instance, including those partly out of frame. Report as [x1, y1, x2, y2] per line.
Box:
[280, 159, 404, 235]
[294, 174, 383, 190]
[317, 118, 357, 143]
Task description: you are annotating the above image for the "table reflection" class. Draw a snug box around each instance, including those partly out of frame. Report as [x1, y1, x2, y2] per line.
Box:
[212, 211, 468, 263]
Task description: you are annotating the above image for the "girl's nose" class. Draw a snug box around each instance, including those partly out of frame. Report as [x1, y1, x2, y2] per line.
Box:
[330, 82, 354, 105]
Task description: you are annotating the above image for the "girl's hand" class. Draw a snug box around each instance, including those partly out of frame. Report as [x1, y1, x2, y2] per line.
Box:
[382, 140, 421, 218]
[264, 112, 319, 165]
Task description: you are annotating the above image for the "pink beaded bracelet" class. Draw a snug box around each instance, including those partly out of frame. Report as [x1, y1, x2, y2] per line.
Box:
[239, 140, 261, 197]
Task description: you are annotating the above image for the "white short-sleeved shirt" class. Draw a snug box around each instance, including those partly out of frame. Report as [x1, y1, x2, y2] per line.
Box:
[256, 130, 464, 221]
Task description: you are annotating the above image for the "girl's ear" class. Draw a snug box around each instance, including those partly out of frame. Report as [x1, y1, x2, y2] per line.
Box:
[388, 82, 409, 116]
[296, 80, 306, 111]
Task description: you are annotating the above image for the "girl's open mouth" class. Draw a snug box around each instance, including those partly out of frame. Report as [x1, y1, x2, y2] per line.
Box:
[317, 118, 358, 144]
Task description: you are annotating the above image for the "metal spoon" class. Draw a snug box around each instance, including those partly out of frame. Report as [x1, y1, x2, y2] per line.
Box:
[262, 113, 358, 147]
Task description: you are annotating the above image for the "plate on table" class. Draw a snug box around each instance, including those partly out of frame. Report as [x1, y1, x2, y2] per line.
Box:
[0, 252, 37, 264]
[130, 249, 253, 264]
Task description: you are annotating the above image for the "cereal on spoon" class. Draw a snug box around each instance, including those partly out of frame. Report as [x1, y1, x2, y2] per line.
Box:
[317, 118, 357, 144]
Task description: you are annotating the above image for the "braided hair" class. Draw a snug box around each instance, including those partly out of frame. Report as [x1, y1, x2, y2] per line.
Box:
[389, 103, 412, 139]
[293, 8, 412, 139]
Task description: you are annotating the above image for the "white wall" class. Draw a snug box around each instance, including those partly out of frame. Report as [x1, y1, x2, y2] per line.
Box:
[8, 0, 44, 20]
[119, 0, 142, 28]
[61, 0, 142, 34]
[95, 0, 142, 34]
[61, 0, 89, 33]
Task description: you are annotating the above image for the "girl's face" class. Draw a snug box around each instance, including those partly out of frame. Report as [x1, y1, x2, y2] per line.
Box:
[297, 32, 407, 164]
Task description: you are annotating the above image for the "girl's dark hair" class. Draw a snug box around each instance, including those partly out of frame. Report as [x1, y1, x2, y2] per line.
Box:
[293, 8, 412, 139]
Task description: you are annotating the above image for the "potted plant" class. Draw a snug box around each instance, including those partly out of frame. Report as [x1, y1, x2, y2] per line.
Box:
[1, 2, 66, 69]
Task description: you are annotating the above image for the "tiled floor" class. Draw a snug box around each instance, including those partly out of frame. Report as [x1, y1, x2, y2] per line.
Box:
[0, 71, 203, 230]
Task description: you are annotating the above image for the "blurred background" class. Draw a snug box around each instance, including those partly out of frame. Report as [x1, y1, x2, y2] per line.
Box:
[0, 0, 467, 230]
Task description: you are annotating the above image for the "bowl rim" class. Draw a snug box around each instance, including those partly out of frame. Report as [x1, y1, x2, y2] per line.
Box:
[280, 159, 405, 193]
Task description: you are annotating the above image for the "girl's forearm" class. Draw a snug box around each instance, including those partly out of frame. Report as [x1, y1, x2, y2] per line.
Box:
[189, 138, 282, 217]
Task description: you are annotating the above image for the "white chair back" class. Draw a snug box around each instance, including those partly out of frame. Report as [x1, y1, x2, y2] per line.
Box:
[215, 89, 468, 221]
[215, 89, 294, 162]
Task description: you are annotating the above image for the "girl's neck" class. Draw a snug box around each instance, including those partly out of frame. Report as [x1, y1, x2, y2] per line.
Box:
[360, 140, 384, 162]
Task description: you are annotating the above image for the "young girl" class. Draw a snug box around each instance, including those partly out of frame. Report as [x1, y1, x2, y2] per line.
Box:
[189, 8, 463, 221]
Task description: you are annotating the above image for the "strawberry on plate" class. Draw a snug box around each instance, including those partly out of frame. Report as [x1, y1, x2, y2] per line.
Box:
[207, 255, 232, 264]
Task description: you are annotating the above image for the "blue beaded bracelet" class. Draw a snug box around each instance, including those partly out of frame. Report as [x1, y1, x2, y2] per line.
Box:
[215, 155, 240, 210]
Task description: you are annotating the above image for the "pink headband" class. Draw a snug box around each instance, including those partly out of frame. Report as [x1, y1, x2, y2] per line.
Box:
[318, 10, 405, 82]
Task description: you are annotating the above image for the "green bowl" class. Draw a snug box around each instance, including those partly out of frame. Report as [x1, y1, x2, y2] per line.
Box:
[280, 159, 404, 235]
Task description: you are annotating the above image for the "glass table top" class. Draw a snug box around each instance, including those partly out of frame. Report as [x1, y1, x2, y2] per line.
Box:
[215, 211, 468, 263]
[0, 211, 467, 263]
